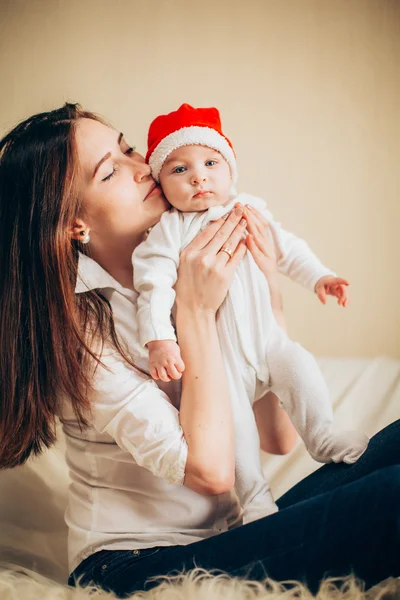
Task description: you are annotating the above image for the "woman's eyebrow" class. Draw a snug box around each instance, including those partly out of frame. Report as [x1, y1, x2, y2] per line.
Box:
[92, 132, 123, 177]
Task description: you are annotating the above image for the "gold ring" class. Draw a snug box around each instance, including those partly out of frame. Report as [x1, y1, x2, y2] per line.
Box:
[220, 246, 233, 258]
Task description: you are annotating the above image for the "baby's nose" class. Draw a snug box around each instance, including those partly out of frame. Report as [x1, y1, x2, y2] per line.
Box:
[192, 171, 207, 184]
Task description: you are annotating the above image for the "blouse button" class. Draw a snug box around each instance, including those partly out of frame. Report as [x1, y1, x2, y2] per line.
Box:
[133, 550, 140, 555]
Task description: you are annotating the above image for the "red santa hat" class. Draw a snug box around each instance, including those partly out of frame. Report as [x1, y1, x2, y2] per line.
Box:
[146, 103, 237, 184]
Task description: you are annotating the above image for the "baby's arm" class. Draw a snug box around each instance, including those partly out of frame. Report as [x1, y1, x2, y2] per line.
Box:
[133, 211, 185, 381]
[275, 225, 350, 305]
[273, 224, 335, 291]
[240, 195, 349, 305]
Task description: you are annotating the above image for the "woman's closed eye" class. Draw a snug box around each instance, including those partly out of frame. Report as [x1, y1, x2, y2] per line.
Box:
[102, 165, 118, 182]
[102, 145, 137, 182]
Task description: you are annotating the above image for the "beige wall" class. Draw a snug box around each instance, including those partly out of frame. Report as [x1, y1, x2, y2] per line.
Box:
[1, 0, 399, 357]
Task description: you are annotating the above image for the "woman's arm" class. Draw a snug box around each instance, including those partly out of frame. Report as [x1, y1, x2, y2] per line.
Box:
[243, 204, 298, 454]
[90, 209, 247, 496]
[175, 207, 248, 494]
[253, 268, 298, 454]
[265, 270, 287, 333]
[177, 307, 235, 494]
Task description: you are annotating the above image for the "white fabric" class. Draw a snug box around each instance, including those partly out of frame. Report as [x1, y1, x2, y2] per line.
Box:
[58, 253, 242, 575]
[133, 192, 334, 348]
[0, 357, 398, 584]
[133, 192, 349, 522]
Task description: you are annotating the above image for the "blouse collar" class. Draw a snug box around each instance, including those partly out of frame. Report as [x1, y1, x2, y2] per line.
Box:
[75, 252, 123, 294]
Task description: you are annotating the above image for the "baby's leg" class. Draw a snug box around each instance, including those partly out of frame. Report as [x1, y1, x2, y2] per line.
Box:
[265, 326, 369, 464]
[217, 303, 278, 524]
[228, 366, 278, 524]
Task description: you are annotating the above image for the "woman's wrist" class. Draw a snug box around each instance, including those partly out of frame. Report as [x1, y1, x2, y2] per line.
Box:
[267, 277, 282, 303]
[175, 302, 216, 334]
[262, 261, 279, 283]
[264, 267, 281, 300]
[265, 275, 287, 332]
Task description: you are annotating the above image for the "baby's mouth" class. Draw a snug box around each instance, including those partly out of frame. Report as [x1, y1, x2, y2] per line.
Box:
[193, 190, 212, 198]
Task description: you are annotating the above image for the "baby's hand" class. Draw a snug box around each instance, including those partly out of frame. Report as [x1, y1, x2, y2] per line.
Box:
[315, 275, 349, 307]
[147, 340, 185, 382]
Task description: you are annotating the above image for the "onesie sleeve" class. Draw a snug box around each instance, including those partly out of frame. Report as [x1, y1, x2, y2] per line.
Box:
[132, 210, 182, 347]
[273, 222, 336, 292]
[242, 194, 335, 292]
[90, 345, 188, 485]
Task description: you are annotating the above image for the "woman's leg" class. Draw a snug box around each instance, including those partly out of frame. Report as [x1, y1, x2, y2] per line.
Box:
[277, 419, 400, 509]
[70, 465, 400, 598]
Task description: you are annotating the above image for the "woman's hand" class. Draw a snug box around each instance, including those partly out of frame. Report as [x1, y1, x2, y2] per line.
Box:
[242, 204, 278, 279]
[243, 203, 286, 331]
[175, 205, 247, 315]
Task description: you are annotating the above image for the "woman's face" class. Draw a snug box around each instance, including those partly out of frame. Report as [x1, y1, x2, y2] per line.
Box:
[75, 118, 169, 243]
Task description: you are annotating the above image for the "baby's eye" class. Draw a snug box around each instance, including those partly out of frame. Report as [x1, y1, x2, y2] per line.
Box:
[205, 160, 217, 167]
[173, 166, 186, 174]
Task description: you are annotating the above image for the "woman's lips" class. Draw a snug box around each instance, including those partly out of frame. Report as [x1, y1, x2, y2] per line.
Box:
[143, 184, 160, 201]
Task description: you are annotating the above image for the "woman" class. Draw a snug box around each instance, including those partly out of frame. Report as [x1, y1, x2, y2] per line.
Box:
[0, 103, 398, 598]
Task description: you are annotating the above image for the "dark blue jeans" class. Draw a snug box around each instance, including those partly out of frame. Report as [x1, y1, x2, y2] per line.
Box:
[68, 420, 400, 598]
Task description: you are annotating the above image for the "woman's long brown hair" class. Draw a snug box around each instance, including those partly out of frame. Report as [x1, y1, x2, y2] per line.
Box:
[0, 103, 133, 468]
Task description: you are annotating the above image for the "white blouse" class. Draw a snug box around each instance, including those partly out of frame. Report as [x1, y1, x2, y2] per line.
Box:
[61, 253, 241, 574]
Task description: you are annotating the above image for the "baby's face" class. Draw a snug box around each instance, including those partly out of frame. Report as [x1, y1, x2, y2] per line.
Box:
[158, 145, 232, 212]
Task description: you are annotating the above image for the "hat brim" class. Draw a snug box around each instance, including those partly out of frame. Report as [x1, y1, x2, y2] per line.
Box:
[148, 126, 237, 183]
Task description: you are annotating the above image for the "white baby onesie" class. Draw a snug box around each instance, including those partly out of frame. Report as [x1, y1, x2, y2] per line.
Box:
[132, 193, 368, 524]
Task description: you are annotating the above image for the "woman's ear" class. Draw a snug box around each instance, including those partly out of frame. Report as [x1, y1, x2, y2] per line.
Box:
[69, 218, 90, 241]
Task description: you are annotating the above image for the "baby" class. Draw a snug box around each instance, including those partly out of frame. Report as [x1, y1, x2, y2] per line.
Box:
[133, 103, 369, 524]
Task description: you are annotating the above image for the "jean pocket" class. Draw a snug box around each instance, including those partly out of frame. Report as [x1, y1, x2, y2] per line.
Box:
[98, 547, 164, 586]
[100, 546, 166, 593]
[69, 549, 114, 587]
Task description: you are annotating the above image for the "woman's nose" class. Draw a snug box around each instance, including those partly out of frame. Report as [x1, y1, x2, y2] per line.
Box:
[132, 157, 151, 183]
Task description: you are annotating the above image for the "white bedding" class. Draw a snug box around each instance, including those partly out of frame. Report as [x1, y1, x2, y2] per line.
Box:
[266, 356, 400, 499]
[0, 357, 398, 584]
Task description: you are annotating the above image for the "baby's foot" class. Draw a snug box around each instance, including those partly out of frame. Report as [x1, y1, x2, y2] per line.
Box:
[308, 429, 369, 465]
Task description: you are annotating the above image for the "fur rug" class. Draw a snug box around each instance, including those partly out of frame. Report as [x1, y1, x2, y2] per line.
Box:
[0, 566, 398, 600]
